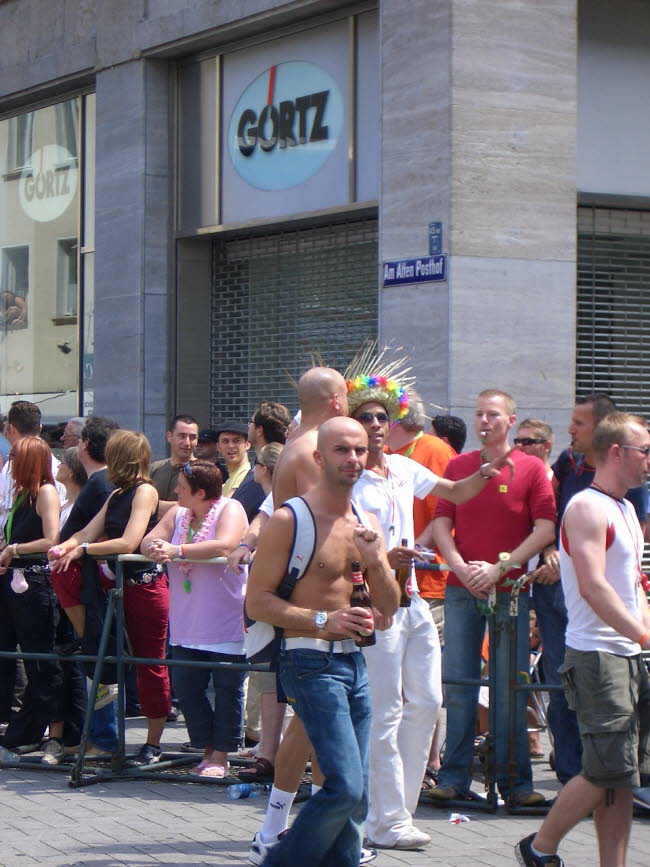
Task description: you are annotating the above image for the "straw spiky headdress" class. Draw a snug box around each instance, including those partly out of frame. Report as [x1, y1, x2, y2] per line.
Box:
[344, 342, 416, 422]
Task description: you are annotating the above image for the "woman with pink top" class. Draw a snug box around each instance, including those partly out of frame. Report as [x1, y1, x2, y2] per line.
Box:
[141, 460, 248, 777]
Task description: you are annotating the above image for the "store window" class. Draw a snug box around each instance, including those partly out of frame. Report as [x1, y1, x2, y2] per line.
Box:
[0, 95, 94, 426]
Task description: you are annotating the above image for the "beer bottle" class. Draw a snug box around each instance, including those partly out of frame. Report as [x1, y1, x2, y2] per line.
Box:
[350, 560, 376, 647]
[395, 537, 413, 608]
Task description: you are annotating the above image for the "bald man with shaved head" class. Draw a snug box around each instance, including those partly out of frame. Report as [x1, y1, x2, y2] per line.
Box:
[242, 369, 383, 866]
[247, 417, 399, 867]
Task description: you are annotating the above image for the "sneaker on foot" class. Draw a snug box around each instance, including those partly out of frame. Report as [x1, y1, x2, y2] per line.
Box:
[247, 830, 287, 865]
[125, 743, 162, 767]
[368, 827, 431, 850]
[359, 846, 378, 864]
[41, 737, 65, 765]
[515, 833, 564, 866]
[94, 683, 118, 710]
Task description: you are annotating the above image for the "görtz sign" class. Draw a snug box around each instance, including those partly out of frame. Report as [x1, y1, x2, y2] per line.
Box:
[228, 61, 343, 191]
[19, 145, 78, 223]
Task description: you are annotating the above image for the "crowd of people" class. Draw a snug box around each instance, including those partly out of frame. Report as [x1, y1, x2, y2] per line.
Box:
[0, 350, 648, 867]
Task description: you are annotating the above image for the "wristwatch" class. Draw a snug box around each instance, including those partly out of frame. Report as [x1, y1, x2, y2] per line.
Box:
[479, 462, 492, 479]
[81, 542, 89, 552]
[313, 610, 328, 630]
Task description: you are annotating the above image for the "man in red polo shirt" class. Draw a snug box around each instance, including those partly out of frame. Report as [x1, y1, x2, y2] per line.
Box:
[427, 389, 556, 805]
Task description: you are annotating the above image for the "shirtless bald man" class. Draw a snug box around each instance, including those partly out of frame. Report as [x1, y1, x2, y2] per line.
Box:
[247, 417, 399, 867]
[240, 367, 367, 864]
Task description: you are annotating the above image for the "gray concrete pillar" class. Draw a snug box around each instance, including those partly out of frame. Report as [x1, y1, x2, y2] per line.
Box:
[93, 59, 171, 454]
[380, 0, 577, 437]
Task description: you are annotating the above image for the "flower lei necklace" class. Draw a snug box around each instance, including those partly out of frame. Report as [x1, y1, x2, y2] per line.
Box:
[178, 499, 221, 591]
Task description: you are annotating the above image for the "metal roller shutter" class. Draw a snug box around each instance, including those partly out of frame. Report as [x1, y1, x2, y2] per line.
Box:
[577, 205, 650, 568]
[577, 206, 650, 416]
[210, 218, 378, 422]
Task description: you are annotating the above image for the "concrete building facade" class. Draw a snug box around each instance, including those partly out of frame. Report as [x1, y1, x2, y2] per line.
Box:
[0, 0, 647, 454]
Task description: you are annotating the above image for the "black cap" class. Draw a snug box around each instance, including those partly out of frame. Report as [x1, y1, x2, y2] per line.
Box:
[197, 428, 218, 443]
[214, 420, 249, 438]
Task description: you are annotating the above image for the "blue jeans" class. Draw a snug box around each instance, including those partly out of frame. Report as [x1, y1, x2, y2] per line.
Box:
[171, 646, 246, 752]
[89, 702, 118, 752]
[265, 648, 371, 867]
[438, 585, 533, 797]
[532, 581, 582, 783]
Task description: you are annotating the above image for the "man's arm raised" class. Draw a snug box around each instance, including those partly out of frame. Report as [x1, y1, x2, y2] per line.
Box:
[565, 499, 650, 649]
[246, 508, 377, 638]
[431, 449, 515, 505]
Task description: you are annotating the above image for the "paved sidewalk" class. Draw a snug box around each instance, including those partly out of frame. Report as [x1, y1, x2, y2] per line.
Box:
[1, 715, 648, 866]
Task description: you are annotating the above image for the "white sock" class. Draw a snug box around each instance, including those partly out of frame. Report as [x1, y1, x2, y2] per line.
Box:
[311, 783, 322, 795]
[531, 840, 553, 858]
[260, 787, 296, 842]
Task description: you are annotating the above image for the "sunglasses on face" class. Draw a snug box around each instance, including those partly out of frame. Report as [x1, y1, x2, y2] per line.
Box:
[513, 437, 546, 446]
[620, 444, 650, 457]
[356, 411, 389, 424]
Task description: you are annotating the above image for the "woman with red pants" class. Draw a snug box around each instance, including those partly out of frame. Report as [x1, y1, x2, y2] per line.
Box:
[49, 430, 170, 766]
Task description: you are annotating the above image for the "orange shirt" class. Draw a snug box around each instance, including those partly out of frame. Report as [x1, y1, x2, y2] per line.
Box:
[387, 433, 455, 598]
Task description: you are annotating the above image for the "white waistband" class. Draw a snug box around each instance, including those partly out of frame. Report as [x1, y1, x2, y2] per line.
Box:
[282, 637, 360, 654]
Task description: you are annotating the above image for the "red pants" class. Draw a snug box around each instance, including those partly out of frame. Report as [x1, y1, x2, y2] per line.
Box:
[123, 579, 171, 720]
[50, 562, 83, 608]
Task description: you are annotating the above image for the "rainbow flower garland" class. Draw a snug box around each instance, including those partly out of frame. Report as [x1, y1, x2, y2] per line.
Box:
[346, 374, 410, 420]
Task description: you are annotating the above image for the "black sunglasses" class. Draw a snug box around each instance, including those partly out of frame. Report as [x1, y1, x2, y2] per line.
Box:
[514, 437, 546, 446]
[356, 411, 389, 424]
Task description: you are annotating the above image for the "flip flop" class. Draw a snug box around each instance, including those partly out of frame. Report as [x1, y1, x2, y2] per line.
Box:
[191, 759, 211, 773]
[197, 763, 229, 778]
[238, 756, 275, 782]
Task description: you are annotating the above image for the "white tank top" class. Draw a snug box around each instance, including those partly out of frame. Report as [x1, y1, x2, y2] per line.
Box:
[560, 486, 642, 656]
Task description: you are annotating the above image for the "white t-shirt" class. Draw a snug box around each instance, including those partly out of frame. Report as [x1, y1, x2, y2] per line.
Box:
[561, 486, 642, 656]
[352, 453, 438, 593]
[259, 492, 274, 516]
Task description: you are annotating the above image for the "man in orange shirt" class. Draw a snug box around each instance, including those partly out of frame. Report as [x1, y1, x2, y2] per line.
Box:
[387, 392, 455, 786]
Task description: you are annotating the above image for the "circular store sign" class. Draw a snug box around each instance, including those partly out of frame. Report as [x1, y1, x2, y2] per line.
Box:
[19, 145, 78, 222]
[228, 61, 344, 191]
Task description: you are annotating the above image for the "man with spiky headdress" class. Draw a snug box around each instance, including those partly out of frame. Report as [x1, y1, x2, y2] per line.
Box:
[344, 348, 514, 851]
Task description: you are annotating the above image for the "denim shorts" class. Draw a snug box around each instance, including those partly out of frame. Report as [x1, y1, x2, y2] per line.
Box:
[560, 648, 650, 788]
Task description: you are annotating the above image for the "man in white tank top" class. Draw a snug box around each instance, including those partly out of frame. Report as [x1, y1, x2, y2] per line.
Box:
[516, 412, 650, 867]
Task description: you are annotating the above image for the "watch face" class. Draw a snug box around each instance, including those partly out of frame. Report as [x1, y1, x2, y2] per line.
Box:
[314, 611, 328, 628]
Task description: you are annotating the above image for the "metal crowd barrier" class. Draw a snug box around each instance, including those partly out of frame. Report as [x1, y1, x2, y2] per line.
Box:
[0, 555, 563, 811]
[0, 553, 270, 788]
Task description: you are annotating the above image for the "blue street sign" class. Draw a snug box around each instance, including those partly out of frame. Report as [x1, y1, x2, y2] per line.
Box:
[429, 222, 443, 255]
[383, 255, 446, 287]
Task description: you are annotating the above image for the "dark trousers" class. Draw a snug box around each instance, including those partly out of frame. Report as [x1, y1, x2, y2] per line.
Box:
[0, 571, 64, 746]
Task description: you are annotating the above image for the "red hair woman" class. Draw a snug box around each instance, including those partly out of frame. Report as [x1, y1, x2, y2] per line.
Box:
[0, 436, 62, 763]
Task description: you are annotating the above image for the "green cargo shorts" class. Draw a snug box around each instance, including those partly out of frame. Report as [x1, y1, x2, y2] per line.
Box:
[559, 648, 650, 788]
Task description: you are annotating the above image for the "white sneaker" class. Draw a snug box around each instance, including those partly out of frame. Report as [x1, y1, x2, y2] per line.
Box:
[248, 831, 284, 865]
[368, 827, 431, 850]
[359, 846, 378, 864]
[94, 683, 118, 710]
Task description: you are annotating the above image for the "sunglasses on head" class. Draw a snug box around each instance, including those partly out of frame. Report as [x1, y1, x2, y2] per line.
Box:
[513, 437, 546, 446]
[356, 411, 389, 424]
[182, 462, 194, 477]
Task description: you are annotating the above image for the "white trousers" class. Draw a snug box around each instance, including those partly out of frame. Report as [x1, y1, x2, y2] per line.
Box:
[363, 594, 442, 845]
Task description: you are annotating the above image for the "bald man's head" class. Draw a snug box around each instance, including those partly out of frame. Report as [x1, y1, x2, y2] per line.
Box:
[315, 417, 368, 488]
[317, 416, 367, 451]
[297, 367, 349, 418]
